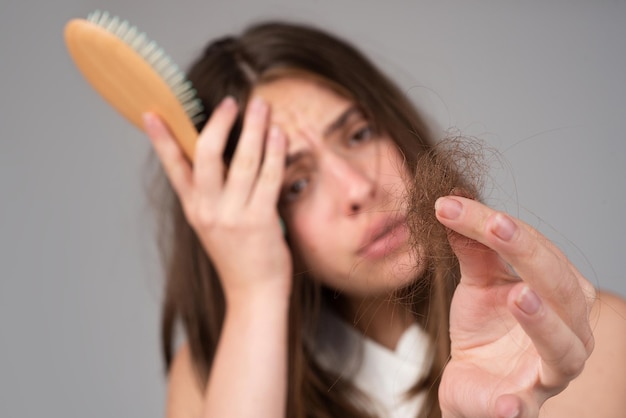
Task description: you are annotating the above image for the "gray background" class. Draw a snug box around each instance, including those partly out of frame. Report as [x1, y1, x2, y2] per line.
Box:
[1, 0, 624, 417]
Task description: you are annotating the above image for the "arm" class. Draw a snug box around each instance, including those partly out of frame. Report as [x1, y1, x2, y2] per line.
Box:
[204, 287, 289, 417]
[146, 96, 290, 418]
[540, 291, 626, 417]
[166, 344, 203, 418]
[165, 291, 289, 418]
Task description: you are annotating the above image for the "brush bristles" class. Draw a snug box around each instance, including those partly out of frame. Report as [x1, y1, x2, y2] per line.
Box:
[87, 10, 205, 125]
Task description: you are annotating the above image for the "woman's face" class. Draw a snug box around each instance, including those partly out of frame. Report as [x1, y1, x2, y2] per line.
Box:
[253, 77, 421, 297]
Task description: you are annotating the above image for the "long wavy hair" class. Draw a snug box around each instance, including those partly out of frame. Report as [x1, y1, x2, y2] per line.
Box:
[151, 21, 478, 418]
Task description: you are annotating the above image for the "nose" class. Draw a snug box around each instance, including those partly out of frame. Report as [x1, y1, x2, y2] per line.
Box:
[323, 153, 375, 215]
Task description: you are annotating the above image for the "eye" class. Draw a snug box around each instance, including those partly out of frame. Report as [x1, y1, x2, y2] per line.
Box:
[281, 178, 309, 203]
[348, 125, 373, 146]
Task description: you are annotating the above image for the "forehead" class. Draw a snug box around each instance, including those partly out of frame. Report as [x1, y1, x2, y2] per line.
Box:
[252, 77, 353, 139]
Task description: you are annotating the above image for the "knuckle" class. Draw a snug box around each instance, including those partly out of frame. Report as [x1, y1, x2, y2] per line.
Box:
[551, 269, 577, 300]
[585, 333, 595, 356]
[196, 211, 217, 229]
[517, 232, 543, 261]
[581, 279, 597, 302]
[186, 203, 217, 230]
[560, 351, 587, 380]
[259, 163, 281, 184]
[552, 339, 588, 380]
[181, 202, 199, 227]
[185, 204, 250, 238]
[234, 154, 258, 172]
[196, 138, 220, 159]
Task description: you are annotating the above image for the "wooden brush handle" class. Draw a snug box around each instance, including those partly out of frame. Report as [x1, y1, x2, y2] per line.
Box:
[64, 19, 198, 160]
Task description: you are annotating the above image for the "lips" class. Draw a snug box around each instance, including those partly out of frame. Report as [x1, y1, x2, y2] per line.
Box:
[357, 215, 409, 259]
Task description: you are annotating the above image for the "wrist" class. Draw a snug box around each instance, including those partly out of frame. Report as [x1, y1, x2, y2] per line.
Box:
[224, 278, 292, 314]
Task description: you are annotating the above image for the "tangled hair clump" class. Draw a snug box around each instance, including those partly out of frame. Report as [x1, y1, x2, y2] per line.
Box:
[406, 133, 488, 278]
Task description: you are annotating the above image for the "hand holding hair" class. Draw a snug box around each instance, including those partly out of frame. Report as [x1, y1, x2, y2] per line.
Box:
[435, 196, 595, 418]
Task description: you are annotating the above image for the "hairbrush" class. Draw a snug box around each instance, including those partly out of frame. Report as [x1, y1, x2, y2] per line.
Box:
[64, 10, 204, 160]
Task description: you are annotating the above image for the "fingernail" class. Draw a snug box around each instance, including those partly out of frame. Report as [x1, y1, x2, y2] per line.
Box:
[492, 213, 517, 241]
[435, 197, 462, 220]
[516, 285, 541, 315]
[142, 113, 156, 130]
[221, 96, 237, 109]
[250, 96, 266, 112]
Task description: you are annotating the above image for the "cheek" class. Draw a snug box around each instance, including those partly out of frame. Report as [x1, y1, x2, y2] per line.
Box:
[289, 208, 325, 256]
[286, 200, 341, 273]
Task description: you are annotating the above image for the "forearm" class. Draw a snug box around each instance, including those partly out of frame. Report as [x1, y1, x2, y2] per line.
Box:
[203, 285, 290, 418]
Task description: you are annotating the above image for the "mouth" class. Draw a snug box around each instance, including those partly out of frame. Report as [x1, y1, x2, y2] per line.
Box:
[357, 216, 409, 260]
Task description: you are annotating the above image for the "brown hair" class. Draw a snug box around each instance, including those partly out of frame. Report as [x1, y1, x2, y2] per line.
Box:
[152, 21, 477, 418]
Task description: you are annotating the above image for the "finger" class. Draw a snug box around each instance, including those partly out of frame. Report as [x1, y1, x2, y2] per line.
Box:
[222, 97, 269, 207]
[143, 112, 192, 202]
[249, 124, 286, 213]
[194, 96, 238, 198]
[508, 282, 593, 389]
[435, 196, 590, 333]
[494, 393, 534, 418]
[444, 226, 512, 287]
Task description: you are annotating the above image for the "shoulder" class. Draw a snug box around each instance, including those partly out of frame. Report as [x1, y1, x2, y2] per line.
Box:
[166, 343, 204, 418]
[540, 290, 626, 417]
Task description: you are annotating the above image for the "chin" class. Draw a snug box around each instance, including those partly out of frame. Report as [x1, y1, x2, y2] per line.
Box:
[346, 248, 425, 297]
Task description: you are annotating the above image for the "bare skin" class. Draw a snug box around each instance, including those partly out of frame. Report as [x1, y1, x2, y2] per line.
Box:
[145, 77, 626, 418]
[145, 96, 291, 418]
[165, 292, 626, 418]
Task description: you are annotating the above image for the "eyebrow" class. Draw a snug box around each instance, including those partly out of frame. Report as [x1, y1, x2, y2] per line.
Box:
[285, 149, 308, 168]
[285, 106, 362, 168]
[323, 106, 362, 138]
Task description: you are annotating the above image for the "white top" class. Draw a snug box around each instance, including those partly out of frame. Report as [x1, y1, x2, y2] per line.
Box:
[310, 307, 432, 417]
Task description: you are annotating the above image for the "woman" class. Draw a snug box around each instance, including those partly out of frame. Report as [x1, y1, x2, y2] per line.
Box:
[142, 22, 626, 417]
